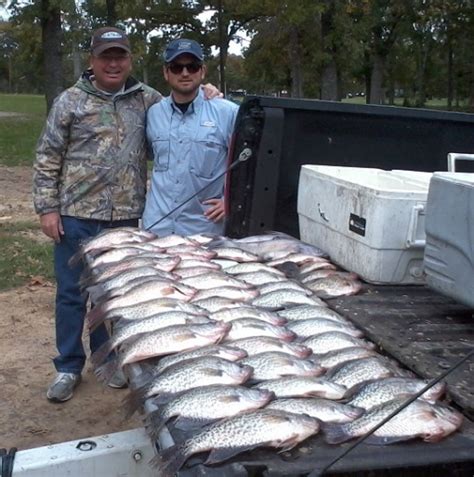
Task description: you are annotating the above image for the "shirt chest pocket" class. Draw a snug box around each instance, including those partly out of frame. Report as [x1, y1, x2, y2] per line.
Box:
[151, 134, 170, 172]
[190, 128, 226, 179]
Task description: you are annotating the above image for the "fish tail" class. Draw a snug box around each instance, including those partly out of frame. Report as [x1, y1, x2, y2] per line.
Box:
[90, 339, 114, 368]
[149, 444, 188, 477]
[94, 357, 119, 384]
[67, 249, 84, 268]
[122, 385, 149, 419]
[322, 423, 351, 445]
[86, 283, 108, 304]
[86, 302, 109, 332]
[144, 409, 168, 441]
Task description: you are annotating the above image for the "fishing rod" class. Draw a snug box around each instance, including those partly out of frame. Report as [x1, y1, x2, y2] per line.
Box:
[144, 147, 252, 232]
[308, 348, 474, 477]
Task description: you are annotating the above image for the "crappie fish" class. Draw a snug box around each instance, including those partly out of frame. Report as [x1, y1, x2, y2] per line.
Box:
[241, 352, 324, 381]
[225, 262, 285, 276]
[88, 247, 145, 268]
[258, 280, 313, 296]
[181, 272, 252, 290]
[231, 336, 311, 358]
[177, 259, 221, 270]
[279, 306, 356, 323]
[324, 398, 463, 445]
[252, 289, 324, 310]
[317, 346, 378, 370]
[223, 318, 295, 342]
[299, 269, 339, 282]
[288, 318, 363, 339]
[267, 398, 363, 423]
[145, 385, 274, 440]
[90, 311, 210, 367]
[304, 331, 375, 355]
[325, 356, 401, 389]
[191, 286, 259, 302]
[299, 260, 338, 275]
[211, 258, 239, 269]
[306, 275, 363, 298]
[236, 271, 287, 286]
[86, 279, 196, 329]
[210, 306, 287, 326]
[147, 235, 199, 248]
[192, 297, 241, 313]
[70, 227, 155, 264]
[95, 322, 231, 384]
[347, 377, 447, 410]
[151, 409, 320, 476]
[267, 253, 333, 267]
[189, 233, 218, 245]
[124, 356, 253, 415]
[212, 247, 261, 262]
[175, 266, 221, 279]
[165, 244, 216, 259]
[253, 376, 347, 400]
[151, 344, 248, 375]
[88, 297, 206, 331]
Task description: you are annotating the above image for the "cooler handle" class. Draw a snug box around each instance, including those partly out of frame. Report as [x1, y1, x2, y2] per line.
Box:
[447, 153, 474, 172]
[406, 204, 425, 248]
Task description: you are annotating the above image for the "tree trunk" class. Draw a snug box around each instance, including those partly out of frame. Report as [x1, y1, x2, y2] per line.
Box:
[106, 0, 117, 25]
[416, 43, 430, 107]
[72, 45, 82, 80]
[321, 61, 338, 100]
[41, 0, 63, 113]
[288, 26, 303, 98]
[469, 43, 474, 112]
[218, 0, 226, 95]
[369, 53, 385, 104]
[447, 31, 453, 110]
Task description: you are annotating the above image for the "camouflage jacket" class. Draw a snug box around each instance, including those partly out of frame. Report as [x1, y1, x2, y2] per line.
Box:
[33, 71, 162, 221]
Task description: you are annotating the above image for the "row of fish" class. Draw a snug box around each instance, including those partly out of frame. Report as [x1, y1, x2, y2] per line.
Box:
[75, 227, 463, 476]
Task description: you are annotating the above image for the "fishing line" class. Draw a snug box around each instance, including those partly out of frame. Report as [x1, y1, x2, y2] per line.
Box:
[308, 348, 474, 477]
[145, 147, 252, 232]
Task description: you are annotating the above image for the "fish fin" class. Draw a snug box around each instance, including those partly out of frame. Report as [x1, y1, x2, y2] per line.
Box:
[202, 367, 224, 377]
[151, 392, 180, 405]
[122, 385, 149, 419]
[322, 423, 351, 445]
[173, 416, 216, 432]
[205, 445, 260, 465]
[94, 358, 118, 384]
[144, 410, 169, 441]
[160, 286, 175, 296]
[149, 444, 187, 477]
[277, 433, 307, 453]
[90, 340, 113, 368]
[217, 394, 242, 404]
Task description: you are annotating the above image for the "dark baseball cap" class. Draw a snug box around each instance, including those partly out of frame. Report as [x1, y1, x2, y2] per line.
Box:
[90, 27, 131, 56]
[164, 38, 204, 63]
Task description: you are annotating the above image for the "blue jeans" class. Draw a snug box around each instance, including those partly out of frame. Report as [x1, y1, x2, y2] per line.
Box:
[53, 216, 139, 374]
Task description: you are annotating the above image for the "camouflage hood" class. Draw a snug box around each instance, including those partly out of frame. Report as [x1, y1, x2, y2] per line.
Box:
[33, 72, 162, 221]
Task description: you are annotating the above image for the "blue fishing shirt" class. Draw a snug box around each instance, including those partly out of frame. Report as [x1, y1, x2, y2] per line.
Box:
[142, 89, 238, 236]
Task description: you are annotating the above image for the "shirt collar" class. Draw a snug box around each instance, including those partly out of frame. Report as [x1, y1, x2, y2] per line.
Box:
[170, 87, 204, 114]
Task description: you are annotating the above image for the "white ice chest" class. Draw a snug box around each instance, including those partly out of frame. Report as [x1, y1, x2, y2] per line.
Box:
[297, 165, 431, 284]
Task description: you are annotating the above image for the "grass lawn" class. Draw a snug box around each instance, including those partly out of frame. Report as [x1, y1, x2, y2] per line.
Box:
[0, 220, 54, 291]
[0, 94, 46, 167]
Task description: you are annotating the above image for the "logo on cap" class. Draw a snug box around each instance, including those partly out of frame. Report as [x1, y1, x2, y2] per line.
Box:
[177, 41, 192, 50]
[101, 32, 123, 40]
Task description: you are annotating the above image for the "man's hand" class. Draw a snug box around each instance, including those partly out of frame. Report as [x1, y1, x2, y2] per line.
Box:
[40, 211, 64, 243]
[203, 198, 225, 222]
[201, 83, 223, 100]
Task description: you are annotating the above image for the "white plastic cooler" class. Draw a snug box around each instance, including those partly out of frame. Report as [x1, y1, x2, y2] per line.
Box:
[297, 165, 431, 284]
[424, 172, 474, 309]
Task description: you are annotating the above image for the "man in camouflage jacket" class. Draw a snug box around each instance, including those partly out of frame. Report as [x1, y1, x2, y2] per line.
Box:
[33, 27, 162, 402]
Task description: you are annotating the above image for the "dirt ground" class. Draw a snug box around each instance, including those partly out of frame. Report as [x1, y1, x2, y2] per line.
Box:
[0, 166, 141, 452]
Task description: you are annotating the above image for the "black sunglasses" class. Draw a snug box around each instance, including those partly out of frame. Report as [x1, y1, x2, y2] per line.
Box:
[167, 62, 202, 74]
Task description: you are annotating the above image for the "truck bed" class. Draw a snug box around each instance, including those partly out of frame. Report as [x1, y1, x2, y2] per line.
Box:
[160, 285, 474, 477]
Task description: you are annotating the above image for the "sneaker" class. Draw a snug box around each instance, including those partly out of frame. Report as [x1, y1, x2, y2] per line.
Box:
[107, 368, 128, 389]
[46, 372, 81, 403]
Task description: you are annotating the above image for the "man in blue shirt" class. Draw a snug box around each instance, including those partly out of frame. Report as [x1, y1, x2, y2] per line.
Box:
[143, 39, 239, 236]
